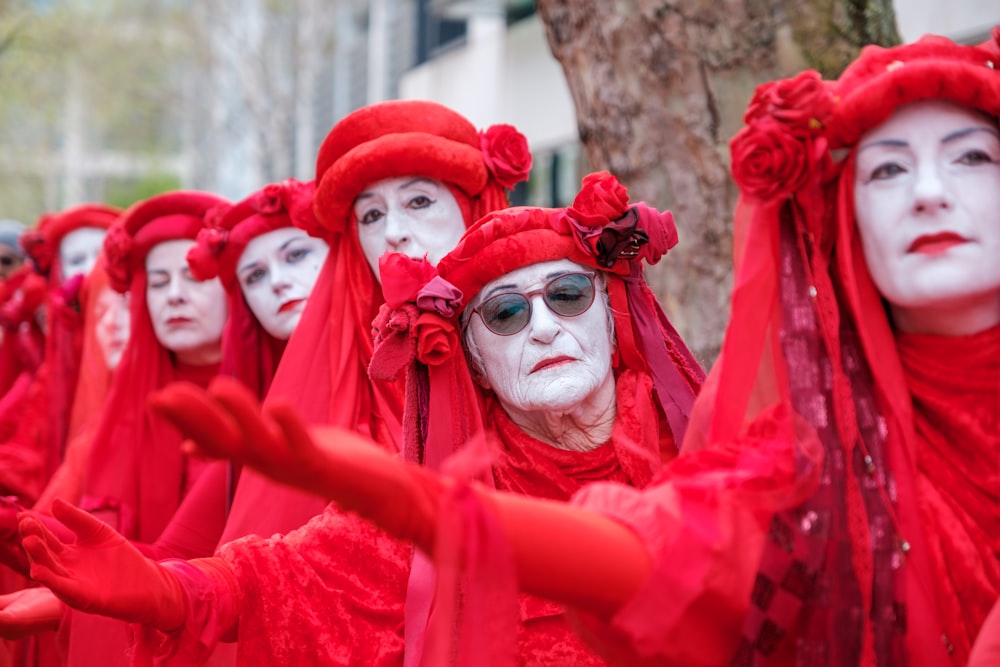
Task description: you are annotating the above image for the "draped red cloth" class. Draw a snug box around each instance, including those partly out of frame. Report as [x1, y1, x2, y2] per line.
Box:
[897, 325, 1000, 662]
[139, 370, 671, 666]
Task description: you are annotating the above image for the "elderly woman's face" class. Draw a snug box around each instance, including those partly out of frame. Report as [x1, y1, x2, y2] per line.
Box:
[353, 176, 466, 281]
[467, 259, 614, 415]
[854, 100, 1000, 334]
[59, 227, 107, 282]
[145, 239, 227, 365]
[236, 227, 329, 340]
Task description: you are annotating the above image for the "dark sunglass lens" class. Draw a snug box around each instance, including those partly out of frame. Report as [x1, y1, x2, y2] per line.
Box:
[481, 293, 530, 335]
[544, 274, 594, 317]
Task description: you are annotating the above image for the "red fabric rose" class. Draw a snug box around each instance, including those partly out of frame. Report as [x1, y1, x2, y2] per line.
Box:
[369, 303, 419, 382]
[568, 171, 630, 228]
[480, 125, 532, 190]
[730, 118, 822, 202]
[20, 230, 54, 276]
[186, 227, 227, 281]
[379, 254, 438, 309]
[414, 311, 459, 366]
[415, 276, 463, 318]
[102, 225, 134, 293]
[252, 183, 287, 216]
[744, 70, 834, 131]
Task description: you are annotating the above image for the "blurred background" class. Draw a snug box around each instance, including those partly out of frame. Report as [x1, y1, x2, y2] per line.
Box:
[0, 0, 997, 363]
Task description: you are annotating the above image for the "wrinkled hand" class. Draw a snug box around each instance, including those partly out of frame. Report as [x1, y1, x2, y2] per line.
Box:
[18, 499, 185, 631]
[0, 587, 62, 639]
[150, 377, 443, 550]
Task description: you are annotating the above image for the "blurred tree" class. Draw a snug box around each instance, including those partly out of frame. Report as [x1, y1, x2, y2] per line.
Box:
[535, 0, 900, 365]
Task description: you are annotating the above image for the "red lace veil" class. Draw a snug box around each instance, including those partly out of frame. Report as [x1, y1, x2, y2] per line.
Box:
[700, 29, 1000, 666]
[219, 100, 532, 542]
[81, 191, 229, 543]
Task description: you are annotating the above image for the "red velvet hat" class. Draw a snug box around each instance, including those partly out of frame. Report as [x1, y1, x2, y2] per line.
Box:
[827, 29, 1000, 149]
[21, 203, 121, 277]
[103, 191, 230, 293]
[313, 100, 531, 235]
[187, 179, 318, 288]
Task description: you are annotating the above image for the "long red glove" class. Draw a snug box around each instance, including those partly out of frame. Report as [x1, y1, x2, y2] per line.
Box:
[0, 587, 63, 639]
[150, 377, 443, 550]
[18, 499, 186, 631]
[152, 378, 652, 616]
[0, 497, 76, 576]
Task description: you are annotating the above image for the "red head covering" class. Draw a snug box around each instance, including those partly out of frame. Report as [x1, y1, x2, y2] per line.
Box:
[220, 99, 532, 542]
[81, 191, 229, 543]
[187, 179, 319, 398]
[707, 29, 1000, 666]
[372, 172, 704, 665]
[15, 204, 122, 479]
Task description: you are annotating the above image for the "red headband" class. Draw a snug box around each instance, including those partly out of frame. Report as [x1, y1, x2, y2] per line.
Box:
[187, 179, 318, 288]
[21, 203, 122, 276]
[103, 191, 230, 293]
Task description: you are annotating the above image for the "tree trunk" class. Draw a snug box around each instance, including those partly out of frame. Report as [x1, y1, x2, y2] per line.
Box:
[535, 0, 899, 366]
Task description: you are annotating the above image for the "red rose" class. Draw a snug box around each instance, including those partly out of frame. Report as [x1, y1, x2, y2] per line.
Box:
[480, 124, 532, 190]
[102, 225, 134, 292]
[20, 230, 54, 275]
[414, 312, 459, 366]
[253, 183, 287, 215]
[730, 119, 816, 202]
[186, 227, 227, 281]
[379, 254, 438, 309]
[568, 171, 630, 228]
[744, 70, 833, 131]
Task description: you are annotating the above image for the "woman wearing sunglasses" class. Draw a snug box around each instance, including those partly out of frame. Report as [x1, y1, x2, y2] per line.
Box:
[13, 172, 704, 664]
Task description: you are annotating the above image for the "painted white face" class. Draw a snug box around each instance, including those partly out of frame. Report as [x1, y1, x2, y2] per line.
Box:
[236, 227, 329, 340]
[145, 239, 227, 365]
[59, 227, 107, 281]
[93, 286, 130, 370]
[467, 259, 615, 418]
[854, 100, 1000, 335]
[353, 176, 466, 280]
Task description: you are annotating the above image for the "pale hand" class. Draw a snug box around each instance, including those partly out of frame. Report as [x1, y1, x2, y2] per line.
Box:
[150, 376, 443, 550]
[18, 499, 185, 631]
[0, 587, 62, 639]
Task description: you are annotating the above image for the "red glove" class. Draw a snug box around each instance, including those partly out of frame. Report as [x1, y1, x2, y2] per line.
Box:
[18, 499, 186, 631]
[151, 376, 444, 551]
[0, 587, 63, 639]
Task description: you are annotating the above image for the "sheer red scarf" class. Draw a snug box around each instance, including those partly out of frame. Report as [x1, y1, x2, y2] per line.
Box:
[896, 325, 1000, 662]
[82, 223, 220, 543]
[220, 232, 404, 541]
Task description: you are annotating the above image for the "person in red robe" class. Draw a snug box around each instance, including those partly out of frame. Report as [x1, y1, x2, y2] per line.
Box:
[0, 101, 532, 665]
[57, 28, 999, 667]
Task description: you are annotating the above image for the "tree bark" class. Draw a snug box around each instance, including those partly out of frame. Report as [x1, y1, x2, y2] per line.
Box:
[535, 0, 899, 366]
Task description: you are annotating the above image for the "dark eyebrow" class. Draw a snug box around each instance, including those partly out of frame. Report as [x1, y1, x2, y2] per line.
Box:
[942, 126, 1000, 143]
[400, 177, 437, 190]
[858, 138, 908, 153]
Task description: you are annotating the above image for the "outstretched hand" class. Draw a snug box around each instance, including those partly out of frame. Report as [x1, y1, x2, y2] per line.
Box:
[151, 377, 444, 549]
[0, 587, 62, 639]
[18, 499, 185, 631]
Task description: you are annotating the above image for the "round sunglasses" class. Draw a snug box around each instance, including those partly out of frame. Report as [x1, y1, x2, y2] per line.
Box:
[467, 272, 597, 336]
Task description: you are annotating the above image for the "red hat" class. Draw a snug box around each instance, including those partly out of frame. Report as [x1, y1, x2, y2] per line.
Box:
[187, 179, 318, 288]
[313, 100, 532, 236]
[21, 203, 121, 276]
[103, 191, 230, 293]
[826, 29, 1000, 149]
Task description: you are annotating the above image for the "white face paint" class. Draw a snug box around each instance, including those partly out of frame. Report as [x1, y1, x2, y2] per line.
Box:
[145, 239, 227, 365]
[93, 286, 130, 370]
[353, 176, 466, 280]
[854, 100, 1000, 335]
[59, 227, 107, 282]
[236, 227, 329, 340]
[467, 259, 615, 418]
